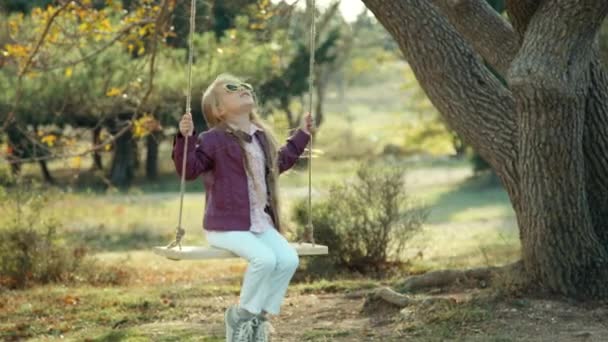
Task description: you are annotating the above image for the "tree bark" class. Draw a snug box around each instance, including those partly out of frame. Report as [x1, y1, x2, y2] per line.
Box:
[505, 1, 608, 251]
[362, 0, 608, 298]
[505, 0, 541, 40]
[583, 55, 608, 248]
[432, 0, 518, 76]
[507, 0, 608, 298]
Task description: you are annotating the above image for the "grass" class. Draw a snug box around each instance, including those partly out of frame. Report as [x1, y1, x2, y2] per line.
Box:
[301, 328, 351, 341]
[0, 277, 381, 341]
[397, 299, 498, 340]
[0, 157, 519, 340]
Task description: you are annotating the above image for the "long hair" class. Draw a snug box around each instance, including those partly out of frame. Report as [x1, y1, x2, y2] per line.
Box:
[201, 73, 283, 232]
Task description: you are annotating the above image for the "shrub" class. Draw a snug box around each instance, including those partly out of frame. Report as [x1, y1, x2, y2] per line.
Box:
[293, 161, 428, 277]
[0, 164, 15, 187]
[0, 182, 129, 289]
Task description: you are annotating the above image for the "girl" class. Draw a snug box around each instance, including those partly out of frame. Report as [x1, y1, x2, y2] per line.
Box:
[172, 73, 313, 342]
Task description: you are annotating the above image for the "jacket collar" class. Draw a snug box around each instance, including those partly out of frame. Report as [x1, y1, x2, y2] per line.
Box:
[216, 121, 262, 143]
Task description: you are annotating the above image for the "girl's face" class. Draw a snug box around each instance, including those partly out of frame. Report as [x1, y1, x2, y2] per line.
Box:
[217, 82, 255, 119]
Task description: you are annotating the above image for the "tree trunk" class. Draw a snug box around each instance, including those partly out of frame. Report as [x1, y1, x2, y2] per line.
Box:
[38, 161, 54, 184]
[109, 122, 136, 189]
[145, 132, 160, 181]
[10, 160, 21, 176]
[92, 127, 103, 170]
[362, 0, 608, 299]
[314, 72, 326, 128]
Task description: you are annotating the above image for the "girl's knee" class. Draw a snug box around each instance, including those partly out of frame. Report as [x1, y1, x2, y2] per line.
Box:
[279, 252, 299, 271]
[252, 253, 276, 272]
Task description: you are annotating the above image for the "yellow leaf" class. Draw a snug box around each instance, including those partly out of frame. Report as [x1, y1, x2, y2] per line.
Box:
[5, 44, 29, 58]
[65, 67, 73, 78]
[104, 144, 112, 151]
[138, 46, 145, 55]
[100, 19, 112, 31]
[41, 135, 57, 147]
[106, 87, 121, 97]
[70, 156, 82, 169]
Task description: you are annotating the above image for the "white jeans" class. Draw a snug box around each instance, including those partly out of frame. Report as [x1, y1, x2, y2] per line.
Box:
[205, 228, 299, 315]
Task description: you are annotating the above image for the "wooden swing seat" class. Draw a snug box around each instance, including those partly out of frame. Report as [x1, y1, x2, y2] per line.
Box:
[153, 242, 328, 261]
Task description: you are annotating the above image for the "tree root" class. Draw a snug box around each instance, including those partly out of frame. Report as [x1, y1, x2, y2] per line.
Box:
[364, 286, 456, 309]
[397, 261, 523, 292]
[364, 261, 525, 308]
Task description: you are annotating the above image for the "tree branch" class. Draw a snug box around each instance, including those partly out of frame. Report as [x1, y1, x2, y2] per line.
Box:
[431, 0, 518, 76]
[505, 0, 541, 40]
[361, 0, 517, 192]
[2, 1, 71, 132]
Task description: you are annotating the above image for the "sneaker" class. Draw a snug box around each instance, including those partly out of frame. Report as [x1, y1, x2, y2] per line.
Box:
[252, 314, 274, 342]
[225, 305, 256, 342]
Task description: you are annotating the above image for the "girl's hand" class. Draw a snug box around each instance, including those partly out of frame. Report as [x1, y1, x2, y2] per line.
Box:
[302, 112, 315, 135]
[179, 113, 194, 136]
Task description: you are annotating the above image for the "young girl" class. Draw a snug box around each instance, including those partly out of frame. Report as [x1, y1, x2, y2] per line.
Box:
[172, 73, 313, 342]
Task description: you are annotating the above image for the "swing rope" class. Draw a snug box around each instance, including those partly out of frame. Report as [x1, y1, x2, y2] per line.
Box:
[167, 0, 317, 250]
[305, 0, 316, 246]
[166, 0, 196, 250]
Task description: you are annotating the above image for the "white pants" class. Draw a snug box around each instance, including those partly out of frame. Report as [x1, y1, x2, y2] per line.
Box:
[205, 228, 299, 315]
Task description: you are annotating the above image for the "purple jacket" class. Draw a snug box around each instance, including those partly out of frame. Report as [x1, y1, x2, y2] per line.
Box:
[172, 124, 310, 232]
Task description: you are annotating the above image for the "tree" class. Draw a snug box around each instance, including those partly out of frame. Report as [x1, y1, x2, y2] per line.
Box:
[1, 1, 174, 188]
[361, 0, 608, 299]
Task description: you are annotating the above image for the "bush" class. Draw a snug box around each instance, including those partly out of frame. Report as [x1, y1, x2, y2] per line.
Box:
[293, 162, 428, 277]
[322, 128, 378, 160]
[0, 182, 130, 289]
[0, 184, 79, 289]
[0, 164, 15, 187]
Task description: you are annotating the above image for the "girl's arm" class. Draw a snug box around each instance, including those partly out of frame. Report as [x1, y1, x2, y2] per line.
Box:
[172, 130, 215, 180]
[278, 129, 310, 174]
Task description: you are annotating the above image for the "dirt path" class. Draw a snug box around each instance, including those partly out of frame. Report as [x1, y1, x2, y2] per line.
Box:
[132, 292, 608, 341]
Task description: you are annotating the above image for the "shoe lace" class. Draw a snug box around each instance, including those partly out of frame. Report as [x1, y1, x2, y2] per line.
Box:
[253, 316, 275, 342]
[234, 317, 257, 342]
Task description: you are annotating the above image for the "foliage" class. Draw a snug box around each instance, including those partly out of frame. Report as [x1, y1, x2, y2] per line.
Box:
[342, 11, 400, 86]
[0, 182, 133, 289]
[0, 182, 82, 289]
[292, 162, 428, 277]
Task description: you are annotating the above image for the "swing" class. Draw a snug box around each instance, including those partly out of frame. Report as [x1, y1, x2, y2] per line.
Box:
[153, 0, 328, 261]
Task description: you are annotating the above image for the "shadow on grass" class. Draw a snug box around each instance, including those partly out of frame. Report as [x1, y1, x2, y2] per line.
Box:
[427, 172, 513, 224]
[15, 167, 206, 194]
[64, 224, 171, 252]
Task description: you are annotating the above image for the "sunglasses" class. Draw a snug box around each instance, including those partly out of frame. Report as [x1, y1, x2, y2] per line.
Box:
[223, 82, 253, 92]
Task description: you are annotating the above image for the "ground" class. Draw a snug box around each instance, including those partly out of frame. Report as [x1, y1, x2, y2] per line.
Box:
[4, 271, 608, 341]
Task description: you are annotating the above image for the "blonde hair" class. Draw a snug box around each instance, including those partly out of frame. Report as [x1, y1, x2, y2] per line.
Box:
[201, 73, 284, 232]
